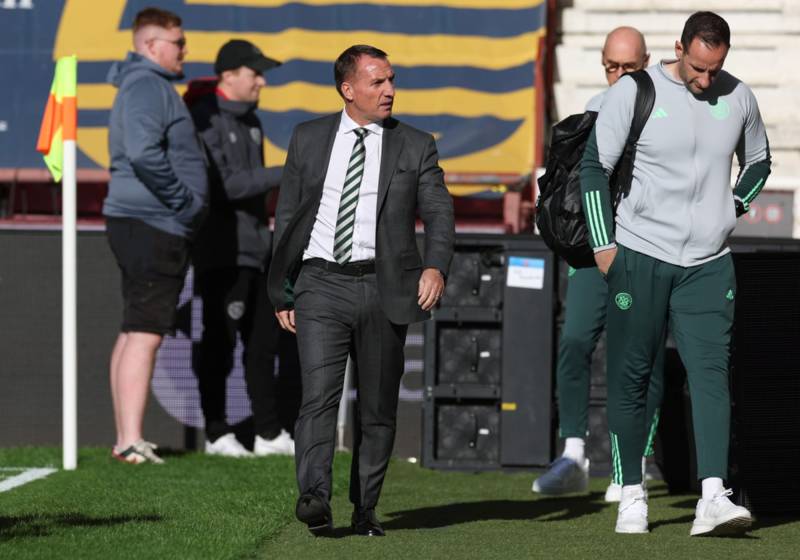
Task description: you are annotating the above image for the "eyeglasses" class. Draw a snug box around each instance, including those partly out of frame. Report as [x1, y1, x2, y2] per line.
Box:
[603, 62, 642, 74]
[151, 37, 187, 49]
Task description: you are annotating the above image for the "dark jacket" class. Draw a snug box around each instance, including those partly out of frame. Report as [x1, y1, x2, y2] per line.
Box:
[268, 112, 455, 325]
[188, 88, 281, 272]
[103, 52, 208, 238]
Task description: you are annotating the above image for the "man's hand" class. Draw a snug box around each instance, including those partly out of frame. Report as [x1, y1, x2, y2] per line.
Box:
[275, 309, 296, 333]
[594, 247, 618, 276]
[418, 268, 445, 311]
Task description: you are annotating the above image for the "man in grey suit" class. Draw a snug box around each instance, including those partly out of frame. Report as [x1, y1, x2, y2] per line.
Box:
[268, 44, 455, 537]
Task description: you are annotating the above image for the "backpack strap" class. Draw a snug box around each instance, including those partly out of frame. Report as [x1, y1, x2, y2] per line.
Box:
[626, 70, 656, 144]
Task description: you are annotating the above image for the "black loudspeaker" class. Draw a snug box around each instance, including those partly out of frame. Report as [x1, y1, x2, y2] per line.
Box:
[435, 404, 500, 462]
[440, 248, 505, 308]
[730, 248, 800, 514]
[437, 324, 502, 385]
[423, 234, 555, 470]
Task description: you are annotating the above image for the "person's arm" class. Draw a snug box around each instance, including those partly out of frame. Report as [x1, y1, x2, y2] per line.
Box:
[732, 86, 771, 216]
[271, 126, 303, 320]
[579, 76, 636, 272]
[195, 115, 277, 201]
[273, 127, 302, 253]
[123, 78, 195, 212]
[416, 134, 455, 309]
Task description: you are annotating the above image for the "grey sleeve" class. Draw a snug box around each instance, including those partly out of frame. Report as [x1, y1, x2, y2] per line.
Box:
[578, 76, 636, 251]
[593, 76, 636, 173]
[733, 85, 771, 210]
[584, 90, 606, 112]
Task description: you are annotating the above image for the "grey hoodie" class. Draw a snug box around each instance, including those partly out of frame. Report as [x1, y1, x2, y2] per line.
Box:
[580, 62, 770, 267]
[103, 52, 208, 238]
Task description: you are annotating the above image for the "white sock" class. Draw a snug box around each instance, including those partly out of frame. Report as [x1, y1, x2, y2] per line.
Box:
[562, 437, 585, 463]
[702, 477, 725, 500]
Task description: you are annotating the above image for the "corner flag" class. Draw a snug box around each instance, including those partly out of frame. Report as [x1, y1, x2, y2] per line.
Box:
[36, 55, 77, 182]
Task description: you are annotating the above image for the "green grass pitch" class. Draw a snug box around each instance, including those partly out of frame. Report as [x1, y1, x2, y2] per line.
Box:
[0, 447, 798, 559]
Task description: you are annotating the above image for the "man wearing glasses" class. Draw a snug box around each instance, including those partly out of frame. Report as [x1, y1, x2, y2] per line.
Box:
[533, 26, 663, 502]
[103, 7, 207, 464]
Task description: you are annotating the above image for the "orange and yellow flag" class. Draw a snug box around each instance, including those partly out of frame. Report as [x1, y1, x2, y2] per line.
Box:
[36, 55, 77, 182]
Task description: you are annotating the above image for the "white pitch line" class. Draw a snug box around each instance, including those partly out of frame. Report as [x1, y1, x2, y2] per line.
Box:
[0, 468, 57, 493]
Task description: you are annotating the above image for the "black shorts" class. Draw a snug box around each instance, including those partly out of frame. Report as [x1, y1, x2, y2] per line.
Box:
[106, 217, 190, 336]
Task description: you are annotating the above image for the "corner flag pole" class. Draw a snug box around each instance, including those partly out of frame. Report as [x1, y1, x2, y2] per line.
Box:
[36, 55, 78, 470]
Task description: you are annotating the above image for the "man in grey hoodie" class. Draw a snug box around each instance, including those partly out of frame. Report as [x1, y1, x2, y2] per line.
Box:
[581, 12, 770, 535]
[103, 7, 208, 464]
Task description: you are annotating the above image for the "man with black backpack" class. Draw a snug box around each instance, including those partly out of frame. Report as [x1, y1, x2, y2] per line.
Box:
[533, 26, 661, 503]
[581, 12, 770, 535]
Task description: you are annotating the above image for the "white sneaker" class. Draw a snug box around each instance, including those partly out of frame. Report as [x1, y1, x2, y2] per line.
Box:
[205, 433, 253, 458]
[254, 430, 295, 456]
[690, 489, 752, 537]
[532, 456, 589, 495]
[605, 482, 622, 502]
[615, 485, 649, 534]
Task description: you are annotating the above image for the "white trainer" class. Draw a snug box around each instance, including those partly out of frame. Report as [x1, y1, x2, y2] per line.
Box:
[254, 430, 295, 456]
[205, 433, 253, 458]
[615, 485, 649, 534]
[690, 489, 752, 537]
[605, 482, 622, 502]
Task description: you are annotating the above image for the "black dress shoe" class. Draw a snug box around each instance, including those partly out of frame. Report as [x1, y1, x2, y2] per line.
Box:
[295, 493, 333, 536]
[351, 508, 385, 537]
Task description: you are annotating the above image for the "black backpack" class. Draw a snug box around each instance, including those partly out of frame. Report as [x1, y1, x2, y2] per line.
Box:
[535, 71, 655, 269]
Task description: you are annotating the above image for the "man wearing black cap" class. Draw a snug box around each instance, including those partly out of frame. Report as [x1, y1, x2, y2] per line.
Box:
[187, 39, 300, 457]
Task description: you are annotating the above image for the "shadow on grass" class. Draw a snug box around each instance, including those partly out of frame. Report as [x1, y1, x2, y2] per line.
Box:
[0, 513, 163, 540]
[382, 491, 607, 530]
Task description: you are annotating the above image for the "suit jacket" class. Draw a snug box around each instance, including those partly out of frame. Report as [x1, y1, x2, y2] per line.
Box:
[267, 112, 455, 325]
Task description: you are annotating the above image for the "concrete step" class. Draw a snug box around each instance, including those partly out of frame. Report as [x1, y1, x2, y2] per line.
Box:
[558, 34, 799, 50]
[569, 0, 785, 12]
[561, 9, 800, 35]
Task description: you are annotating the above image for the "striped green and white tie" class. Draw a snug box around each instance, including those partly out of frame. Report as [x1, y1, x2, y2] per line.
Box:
[333, 127, 368, 264]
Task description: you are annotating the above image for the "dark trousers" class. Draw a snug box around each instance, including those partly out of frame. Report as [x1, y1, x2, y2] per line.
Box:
[558, 265, 664, 458]
[293, 264, 408, 510]
[606, 245, 735, 484]
[195, 266, 297, 441]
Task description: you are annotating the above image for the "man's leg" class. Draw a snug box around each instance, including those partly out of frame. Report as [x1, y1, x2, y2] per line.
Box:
[557, 266, 609, 440]
[115, 331, 163, 448]
[669, 254, 750, 536]
[348, 275, 407, 513]
[534, 265, 606, 495]
[106, 217, 187, 461]
[195, 268, 238, 443]
[605, 246, 671, 533]
[242, 268, 292, 454]
[643, 340, 666, 458]
[110, 332, 127, 449]
[293, 266, 354, 504]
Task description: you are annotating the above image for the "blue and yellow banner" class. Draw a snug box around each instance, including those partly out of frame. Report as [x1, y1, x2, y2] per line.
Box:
[4, 0, 545, 190]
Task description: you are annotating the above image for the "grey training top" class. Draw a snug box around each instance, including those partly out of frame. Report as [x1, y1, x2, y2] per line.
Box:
[580, 61, 771, 267]
[585, 90, 606, 112]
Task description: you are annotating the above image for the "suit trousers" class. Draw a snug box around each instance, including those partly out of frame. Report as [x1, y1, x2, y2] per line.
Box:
[293, 264, 408, 510]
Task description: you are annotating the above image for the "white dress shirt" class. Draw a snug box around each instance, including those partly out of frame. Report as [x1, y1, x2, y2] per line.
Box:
[303, 109, 383, 263]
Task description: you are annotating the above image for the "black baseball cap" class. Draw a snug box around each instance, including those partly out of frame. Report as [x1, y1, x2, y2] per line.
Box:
[214, 39, 281, 74]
